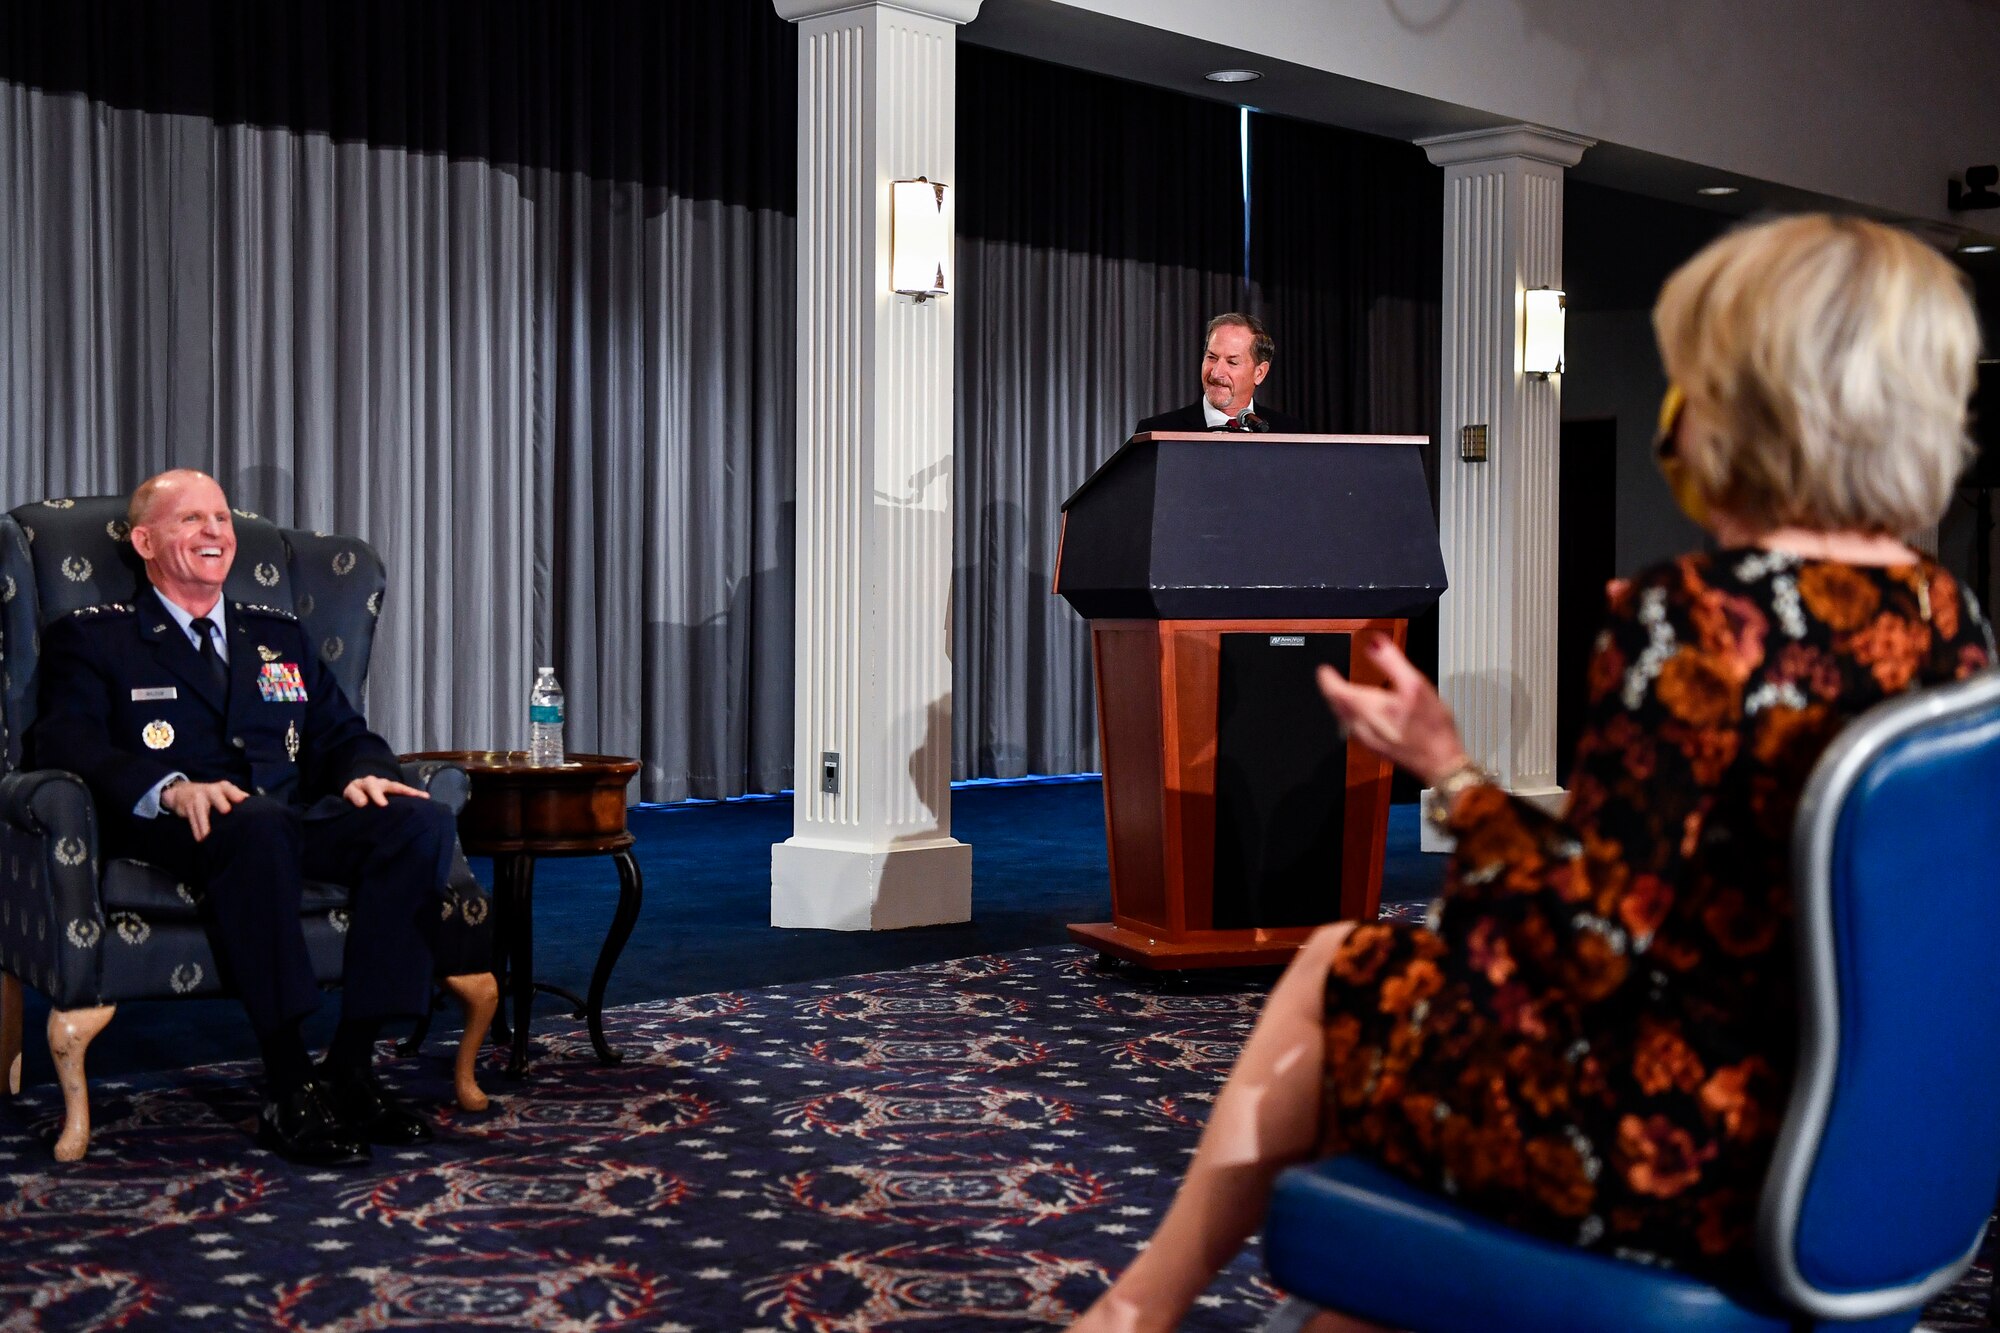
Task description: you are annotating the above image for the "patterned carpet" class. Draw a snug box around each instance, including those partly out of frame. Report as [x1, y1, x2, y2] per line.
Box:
[1, 941, 1991, 1330]
[2, 947, 1279, 1330]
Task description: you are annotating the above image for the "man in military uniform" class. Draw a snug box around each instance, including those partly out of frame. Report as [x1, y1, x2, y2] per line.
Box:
[29, 469, 453, 1165]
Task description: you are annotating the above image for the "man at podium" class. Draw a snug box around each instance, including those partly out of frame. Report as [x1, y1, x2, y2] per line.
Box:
[1135, 312, 1310, 435]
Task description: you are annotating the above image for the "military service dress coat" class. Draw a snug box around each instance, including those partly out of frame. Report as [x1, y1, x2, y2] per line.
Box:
[28, 585, 449, 1033]
[31, 587, 402, 821]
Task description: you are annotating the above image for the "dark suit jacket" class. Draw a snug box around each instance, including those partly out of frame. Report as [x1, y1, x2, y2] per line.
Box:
[1133, 400, 1310, 436]
[29, 586, 401, 819]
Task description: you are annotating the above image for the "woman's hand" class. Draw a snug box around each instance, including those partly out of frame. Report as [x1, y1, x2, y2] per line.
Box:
[1316, 636, 1470, 789]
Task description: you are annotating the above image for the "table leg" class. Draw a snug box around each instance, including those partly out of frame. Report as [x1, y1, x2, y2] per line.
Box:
[583, 848, 643, 1065]
[504, 853, 538, 1078]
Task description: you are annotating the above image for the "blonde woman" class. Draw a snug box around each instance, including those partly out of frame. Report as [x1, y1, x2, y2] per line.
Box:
[1075, 214, 1995, 1333]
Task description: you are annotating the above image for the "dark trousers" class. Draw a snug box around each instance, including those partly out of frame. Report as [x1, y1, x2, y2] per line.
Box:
[108, 794, 455, 1038]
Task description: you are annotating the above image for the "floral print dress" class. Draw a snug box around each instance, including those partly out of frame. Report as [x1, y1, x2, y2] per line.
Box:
[1318, 550, 1995, 1275]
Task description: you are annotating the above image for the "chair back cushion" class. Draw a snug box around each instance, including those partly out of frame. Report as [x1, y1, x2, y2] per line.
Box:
[1761, 669, 2000, 1317]
[0, 497, 385, 768]
[279, 527, 385, 710]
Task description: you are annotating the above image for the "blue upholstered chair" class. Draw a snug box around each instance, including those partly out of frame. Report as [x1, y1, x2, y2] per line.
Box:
[0, 496, 499, 1160]
[1262, 668, 2000, 1333]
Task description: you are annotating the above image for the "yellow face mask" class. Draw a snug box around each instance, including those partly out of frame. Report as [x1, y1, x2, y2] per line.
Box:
[1654, 382, 1710, 528]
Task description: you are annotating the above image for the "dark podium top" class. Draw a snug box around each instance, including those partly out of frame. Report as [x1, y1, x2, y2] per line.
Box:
[1055, 432, 1448, 621]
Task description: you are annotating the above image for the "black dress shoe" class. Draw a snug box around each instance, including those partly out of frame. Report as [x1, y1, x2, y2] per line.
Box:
[317, 1061, 435, 1146]
[256, 1082, 372, 1166]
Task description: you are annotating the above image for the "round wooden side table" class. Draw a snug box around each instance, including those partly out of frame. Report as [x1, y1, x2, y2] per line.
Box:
[405, 750, 642, 1078]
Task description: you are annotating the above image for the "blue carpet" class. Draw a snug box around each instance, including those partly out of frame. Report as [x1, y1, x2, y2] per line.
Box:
[16, 783, 1437, 1083]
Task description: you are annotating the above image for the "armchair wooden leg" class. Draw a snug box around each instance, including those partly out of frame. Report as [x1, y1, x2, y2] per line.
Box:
[48, 1004, 115, 1163]
[443, 973, 497, 1113]
[1, 973, 23, 1096]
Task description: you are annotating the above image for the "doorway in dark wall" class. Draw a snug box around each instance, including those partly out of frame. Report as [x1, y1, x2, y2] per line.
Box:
[1558, 418, 1618, 785]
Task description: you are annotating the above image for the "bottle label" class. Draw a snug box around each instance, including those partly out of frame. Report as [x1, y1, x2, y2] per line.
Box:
[530, 704, 563, 725]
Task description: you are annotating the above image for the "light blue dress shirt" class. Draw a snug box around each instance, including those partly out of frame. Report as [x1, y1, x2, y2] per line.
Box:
[135, 597, 230, 818]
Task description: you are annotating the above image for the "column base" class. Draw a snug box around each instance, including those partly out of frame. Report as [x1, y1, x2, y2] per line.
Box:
[771, 837, 973, 930]
[1418, 785, 1567, 853]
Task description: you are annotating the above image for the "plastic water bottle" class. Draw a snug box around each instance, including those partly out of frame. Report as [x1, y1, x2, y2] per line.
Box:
[529, 667, 565, 766]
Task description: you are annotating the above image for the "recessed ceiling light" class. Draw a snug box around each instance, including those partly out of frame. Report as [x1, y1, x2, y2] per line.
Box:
[1696, 186, 1740, 196]
[1204, 69, 1262, 83]
[1963, 243, 1997, 254]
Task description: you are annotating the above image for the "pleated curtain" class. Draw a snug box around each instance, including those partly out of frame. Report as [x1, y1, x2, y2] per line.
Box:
[1, 3, 1443, 800]
[0, 0, 797, 802]
[952, 47, 1246, 778]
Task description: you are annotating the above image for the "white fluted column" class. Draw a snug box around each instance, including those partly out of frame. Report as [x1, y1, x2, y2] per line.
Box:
[1418, 125, 1593, 849]
[770, 0, 979, 928]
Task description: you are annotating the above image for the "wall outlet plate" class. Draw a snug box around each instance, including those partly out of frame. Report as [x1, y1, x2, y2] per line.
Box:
[820, 751, 840, 795]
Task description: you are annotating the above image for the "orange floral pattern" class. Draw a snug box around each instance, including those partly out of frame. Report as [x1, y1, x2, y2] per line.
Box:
[1317, 551, 1993, 1276]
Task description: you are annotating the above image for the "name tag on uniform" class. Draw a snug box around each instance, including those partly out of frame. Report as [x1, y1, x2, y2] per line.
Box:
[258, 662, 308, 703]
[131, 687, 177, 701]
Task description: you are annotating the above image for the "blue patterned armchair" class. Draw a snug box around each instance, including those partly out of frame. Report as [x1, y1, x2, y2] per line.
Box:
[0, 495, 497, 1160]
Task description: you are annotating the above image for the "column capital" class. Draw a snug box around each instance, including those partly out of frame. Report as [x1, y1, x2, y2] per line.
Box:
[774, 0, 982, 24]
[1416, 124, 1594, 171]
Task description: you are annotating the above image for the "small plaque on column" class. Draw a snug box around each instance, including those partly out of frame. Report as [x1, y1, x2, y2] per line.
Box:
[1460, 423, 1489, 463]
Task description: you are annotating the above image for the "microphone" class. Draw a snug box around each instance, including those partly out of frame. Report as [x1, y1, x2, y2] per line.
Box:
[1235, 408, 1270, 433]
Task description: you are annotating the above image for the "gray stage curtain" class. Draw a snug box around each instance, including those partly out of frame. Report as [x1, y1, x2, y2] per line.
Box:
[0, 0, 796, 802]
[1246, 110, 1442, 487]
[950, 54, 1445, 781]
[953, 47, 1246, 779]
[2, 3, 1444, 799]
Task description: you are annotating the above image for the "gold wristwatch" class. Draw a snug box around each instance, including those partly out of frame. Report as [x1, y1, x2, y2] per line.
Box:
[1427, 759, 1490, 831]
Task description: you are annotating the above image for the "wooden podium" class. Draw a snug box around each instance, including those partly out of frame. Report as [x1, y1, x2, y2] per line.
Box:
[1054, 432, 1445, 969]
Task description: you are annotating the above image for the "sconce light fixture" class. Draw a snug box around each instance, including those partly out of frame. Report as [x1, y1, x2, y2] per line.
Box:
[891, 177, 951, 301]
[1523, 286, 1566, 378]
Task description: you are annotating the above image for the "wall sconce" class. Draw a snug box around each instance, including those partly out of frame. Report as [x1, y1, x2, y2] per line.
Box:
[1523, 287, 1566, 378]
[891, 177, 951, 301]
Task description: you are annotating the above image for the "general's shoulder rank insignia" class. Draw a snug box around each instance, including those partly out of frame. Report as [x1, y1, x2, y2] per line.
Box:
[258, 645, 281, 662]
[141, 720, 175, 750]
[285, 720, 301, 762]
[257, 661, 308, 703]
[233, 602, 298, 622]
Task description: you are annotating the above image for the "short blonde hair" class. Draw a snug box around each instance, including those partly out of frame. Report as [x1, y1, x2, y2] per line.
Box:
[1652, 214, 1981, 535]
